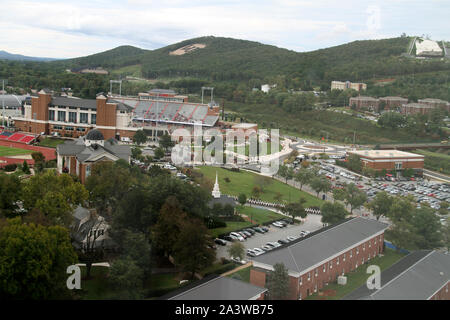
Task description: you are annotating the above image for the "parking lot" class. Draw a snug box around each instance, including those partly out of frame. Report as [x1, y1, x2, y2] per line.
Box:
[215, 214, 323, 261]
[317, 160, 450, 207]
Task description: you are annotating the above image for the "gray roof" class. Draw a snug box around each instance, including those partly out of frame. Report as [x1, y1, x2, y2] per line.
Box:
[50, 96, 131, 111]
[168, 276, 267, 300]
[208, 195, 236, 208]
[252, 217, 389, 275]
[368, 251, 450, 300]
[56, 136, 131, 163]
[86, 129, 104, 140]
[343, 250, 432, 300]
[149, 89, 176, 95]
[51, 97, 97, 109]
[0, 95, 28, 108]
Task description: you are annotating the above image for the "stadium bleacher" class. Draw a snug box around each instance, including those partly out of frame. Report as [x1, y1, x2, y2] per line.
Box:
[117, 98, 218, 126]
[0, 131, 36, 144]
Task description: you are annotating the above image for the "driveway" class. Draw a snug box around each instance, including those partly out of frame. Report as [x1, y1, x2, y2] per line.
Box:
[216, 214, 323, 260]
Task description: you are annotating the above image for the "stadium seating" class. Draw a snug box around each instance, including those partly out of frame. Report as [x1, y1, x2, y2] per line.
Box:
[7, 133, 25, 141]
[20, 135, 35, 144]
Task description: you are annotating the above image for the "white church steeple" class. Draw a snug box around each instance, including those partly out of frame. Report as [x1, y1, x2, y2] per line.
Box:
[212, 171, 221, 198]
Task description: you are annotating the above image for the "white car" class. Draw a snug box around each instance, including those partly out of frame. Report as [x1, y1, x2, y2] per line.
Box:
[230, 232, 245, 242]
[272, 222, 284, 228]
[252, 248, 265, 256]
[261, 245, 273, 252]
[266, 242, 281, 248]
[286, 236, 298, 242]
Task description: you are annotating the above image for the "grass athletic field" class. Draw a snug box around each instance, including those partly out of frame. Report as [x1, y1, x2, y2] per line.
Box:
[0, 145, 34, 157]
[196, 166, 323, 207]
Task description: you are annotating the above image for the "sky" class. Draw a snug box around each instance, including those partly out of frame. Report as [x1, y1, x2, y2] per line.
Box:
[0, 0, 448, 59]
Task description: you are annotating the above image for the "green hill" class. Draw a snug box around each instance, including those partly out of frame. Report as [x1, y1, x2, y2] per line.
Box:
[56, 35, 450, 84]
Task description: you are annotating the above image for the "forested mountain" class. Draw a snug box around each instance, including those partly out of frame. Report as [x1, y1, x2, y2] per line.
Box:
[0, 50, 57, 61]
[1, 35, 449, 99]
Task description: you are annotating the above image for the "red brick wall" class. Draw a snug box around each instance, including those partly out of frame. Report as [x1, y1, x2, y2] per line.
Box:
[430, 281, 450, 300]
[250, 233, 385, 300]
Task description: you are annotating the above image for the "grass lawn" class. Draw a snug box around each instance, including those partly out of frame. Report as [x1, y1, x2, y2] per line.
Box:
[196, 166, 323, 207]
[79, 266, 114, 300]
[226, 266, 251, 283]
[147, 273, 180, 293]
[237, 206, 286, 224]
[0, 145, 33, 157]
[306, 248, 406, 300]
[414, 149, 450, 175]
[37, 137, 66, 148]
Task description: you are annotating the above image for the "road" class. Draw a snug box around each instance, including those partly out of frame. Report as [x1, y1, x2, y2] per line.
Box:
[423, 169, 450, 183]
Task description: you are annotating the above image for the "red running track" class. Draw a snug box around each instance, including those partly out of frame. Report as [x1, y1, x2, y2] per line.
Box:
[0, 141, 56, 168]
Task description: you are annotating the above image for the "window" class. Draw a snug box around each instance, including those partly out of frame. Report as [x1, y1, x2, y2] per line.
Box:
[363, 244, 366, 251]
[369, 241, 371, 248]
[329, 261, 333, 269]
[337, 257, 340, 265]
[374, 238, 377, 244]
[350, 250, 353, 258]
[395, 162, 402, 170]
[356, 247, 359, 254]
[58, 110, 66, 122]
[315, 269, 318, 277]
[49, 110, 55, 121]
[307, 272, 311, 281]
[299, 277, 302, 285]
[323, 265, 326, 272]
[53, 125, 62, 130]
[80, 113, 88, 124]
[69, 112, 77, 123]
[314, 285, 317, 293]
[65, 126, 74, 131]
[91, 113, 96, 124]
[86, 165, 91, 178]
[76, 127, 86, 132]
[343, 253, 346, 261]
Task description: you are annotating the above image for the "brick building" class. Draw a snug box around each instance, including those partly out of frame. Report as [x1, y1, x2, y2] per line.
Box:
[12, 89, 219, 141]
[349, 96, 379, 111]
[345, 250, 450, 300]
[56, 129, 131, 183]
[418, 98, 450, 112]
[347, 149, 424, 174]
[379, 96, 409, 111]
[331, 81, 367, 91]
[250, 217, 388, 300]
[401, 103, 437, 115]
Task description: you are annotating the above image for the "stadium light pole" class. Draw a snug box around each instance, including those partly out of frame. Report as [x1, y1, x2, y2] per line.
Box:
[1, 79, 7, 128]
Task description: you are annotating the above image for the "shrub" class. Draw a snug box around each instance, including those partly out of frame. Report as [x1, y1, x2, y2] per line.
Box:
[4, 164, 17, 172]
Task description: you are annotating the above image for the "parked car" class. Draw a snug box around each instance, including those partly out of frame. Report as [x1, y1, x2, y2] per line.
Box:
[261, 226, 269, 232]
[252, 248, 265, 256]
[278, 239, 289, 245]
[236, 232, 247, 239]
[253, 227, 264, 233]
[286, 236, 297, 242]
[232, 257, 247, 264]
[272, 222, 284, 228]
[261, 245, 273, 252]
[214, 238, 227, 246]
[230, 232, 245, 242]
[241, 230, 252, 237]
[244, 228, 256, 235]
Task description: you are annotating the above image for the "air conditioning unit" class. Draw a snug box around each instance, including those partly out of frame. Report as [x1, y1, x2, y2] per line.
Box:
[338, 275, 347, 285]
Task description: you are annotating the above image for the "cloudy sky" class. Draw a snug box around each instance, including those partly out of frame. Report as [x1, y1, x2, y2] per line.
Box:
[0, 0, 448, 58]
